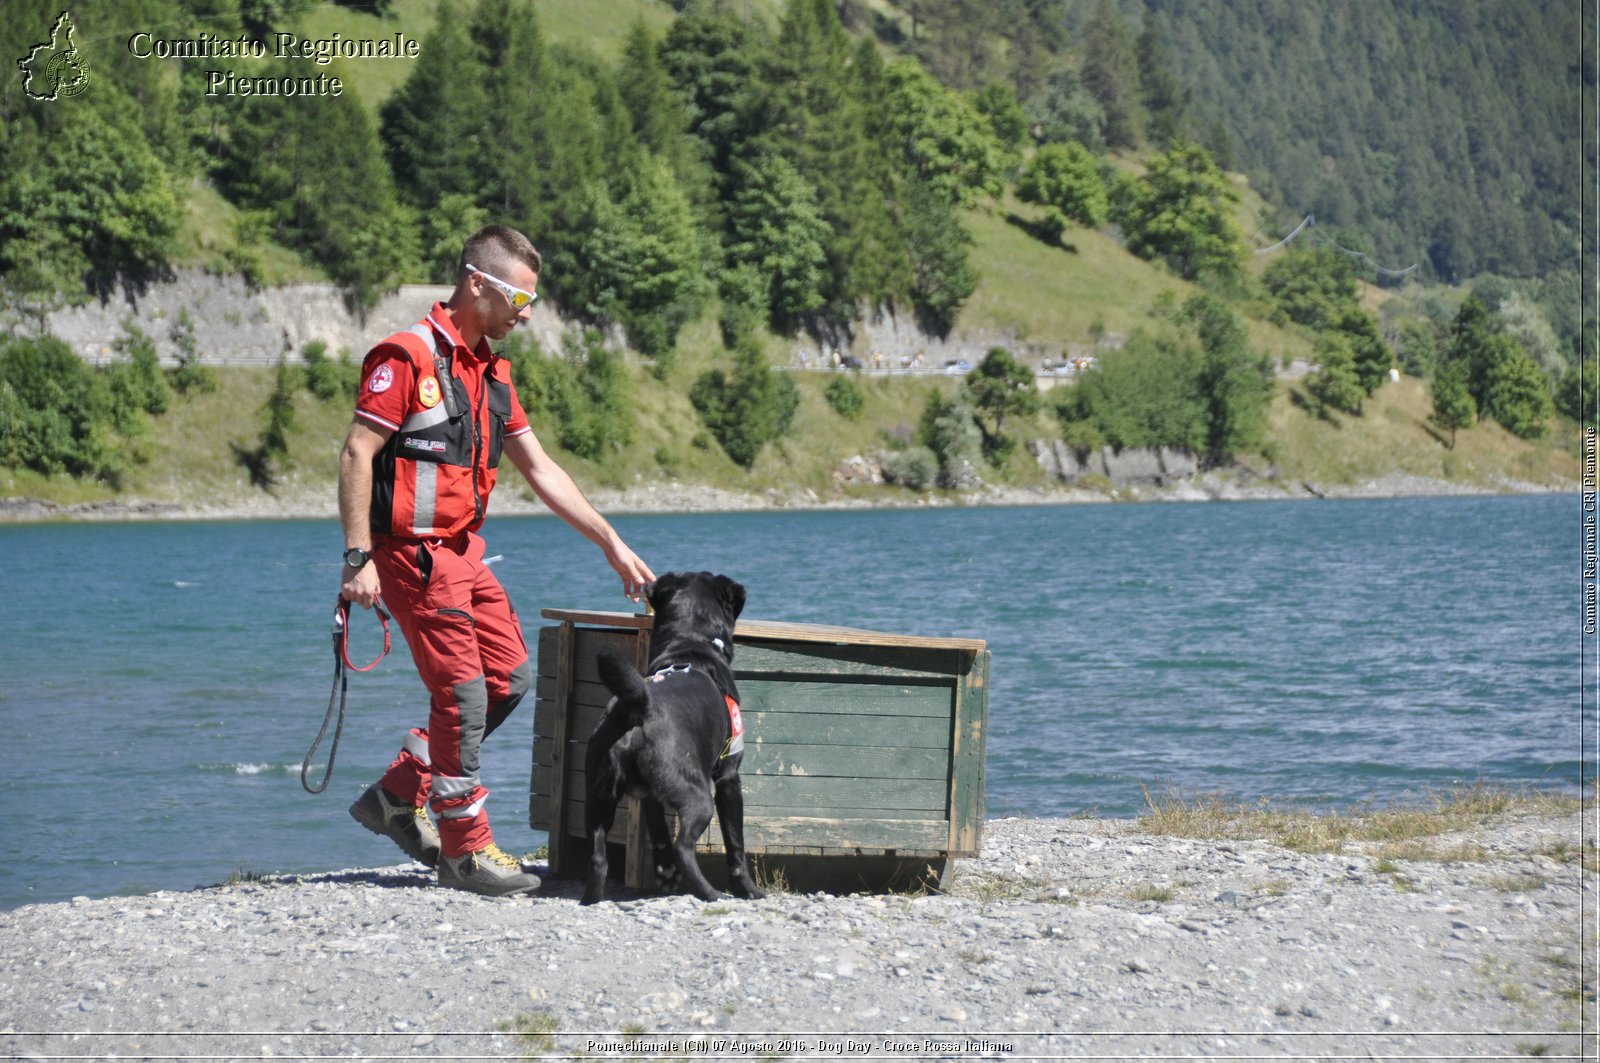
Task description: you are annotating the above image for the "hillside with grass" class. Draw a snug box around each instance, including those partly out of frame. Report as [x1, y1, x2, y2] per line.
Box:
[0, 0, 1585, 515]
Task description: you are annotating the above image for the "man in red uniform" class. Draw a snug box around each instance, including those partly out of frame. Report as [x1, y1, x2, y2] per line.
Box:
[337, 225, 654, 897]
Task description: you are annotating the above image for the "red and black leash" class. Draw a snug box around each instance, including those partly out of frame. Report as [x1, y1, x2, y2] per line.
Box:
[300, 597, 392, 794]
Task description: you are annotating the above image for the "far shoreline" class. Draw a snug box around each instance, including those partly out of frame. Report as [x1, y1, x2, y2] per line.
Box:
[0, 470, 1579, 525]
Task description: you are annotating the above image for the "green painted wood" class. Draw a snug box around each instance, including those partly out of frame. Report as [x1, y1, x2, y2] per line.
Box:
[947, 649, 990, 856]
[531, 793, 952, 855]
[737, 641, 969, 680]
[738, 678, 952, 719]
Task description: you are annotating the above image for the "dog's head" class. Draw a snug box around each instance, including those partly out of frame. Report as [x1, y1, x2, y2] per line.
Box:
[645, 571, 746, 660]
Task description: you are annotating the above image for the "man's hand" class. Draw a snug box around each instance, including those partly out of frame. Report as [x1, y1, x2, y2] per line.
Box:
[605, 540, 656, 603]
[341, 560, 381, 609]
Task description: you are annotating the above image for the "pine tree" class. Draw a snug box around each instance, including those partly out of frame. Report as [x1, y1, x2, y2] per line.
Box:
[380, 2, 489, 210]
[1080, 0, 1144, 149]
[1136, 7, 1190, 146]
[1430, 360, 1475, 448]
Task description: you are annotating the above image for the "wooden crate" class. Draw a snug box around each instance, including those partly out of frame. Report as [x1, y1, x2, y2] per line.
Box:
[529, 609, 988, 893]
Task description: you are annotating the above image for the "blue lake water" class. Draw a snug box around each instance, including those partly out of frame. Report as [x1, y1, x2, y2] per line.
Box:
[2, 493, 1586, 909]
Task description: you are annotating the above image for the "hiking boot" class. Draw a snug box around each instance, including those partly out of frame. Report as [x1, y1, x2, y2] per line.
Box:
[437, 843, 541, 897]
[349, 783, 441, 868]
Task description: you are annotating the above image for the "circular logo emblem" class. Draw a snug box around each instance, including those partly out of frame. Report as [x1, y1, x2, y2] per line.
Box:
[368, 364, 394, 394]
[418, 376, 441, 408]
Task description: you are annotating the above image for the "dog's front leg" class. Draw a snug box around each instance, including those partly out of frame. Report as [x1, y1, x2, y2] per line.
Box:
[714, 770, 765, 900]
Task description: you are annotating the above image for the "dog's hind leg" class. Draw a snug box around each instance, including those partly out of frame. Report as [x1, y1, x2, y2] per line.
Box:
[668, 791, 724, 902]
[714, 772, 766, 900]
[581, 725, 639, 906]
[640, 798, 681, 893]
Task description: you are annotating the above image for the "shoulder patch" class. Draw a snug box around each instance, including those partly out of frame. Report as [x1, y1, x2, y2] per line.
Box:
[418, 375, 441, 408]
[368, 363, 394, 394]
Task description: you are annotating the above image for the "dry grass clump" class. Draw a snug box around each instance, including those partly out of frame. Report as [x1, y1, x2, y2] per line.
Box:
[1138, 782, 1584, 855]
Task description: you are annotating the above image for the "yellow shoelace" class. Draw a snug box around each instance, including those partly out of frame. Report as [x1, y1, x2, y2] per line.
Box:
[478, 844, 521, 871]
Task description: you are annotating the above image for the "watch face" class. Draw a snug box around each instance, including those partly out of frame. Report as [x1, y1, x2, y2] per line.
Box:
[345, 549, 367, 567]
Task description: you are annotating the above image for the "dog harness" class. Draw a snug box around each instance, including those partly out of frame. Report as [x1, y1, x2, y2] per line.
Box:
[647, 663, 744, 759]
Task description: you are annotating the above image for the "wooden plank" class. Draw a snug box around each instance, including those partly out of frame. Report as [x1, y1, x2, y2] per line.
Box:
[543, 622, 575, 869]
[532, 795, 952, 855]
[541, 608, 986, 654]
[544, 704, 953, 755]
[739, 678, 952, 719]
[736, 643, 965, 681]
[948, 649, 989, 856]
[537, 731, 949, 780]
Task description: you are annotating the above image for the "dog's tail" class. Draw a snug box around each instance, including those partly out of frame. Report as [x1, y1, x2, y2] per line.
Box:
[596, 645, 650, 712]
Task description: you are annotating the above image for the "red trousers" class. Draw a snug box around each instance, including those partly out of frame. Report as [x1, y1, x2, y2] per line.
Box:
[372, 531, 531, 857]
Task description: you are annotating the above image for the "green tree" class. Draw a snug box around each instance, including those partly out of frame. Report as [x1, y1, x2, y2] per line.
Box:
[224, 64, 417, 310]
[659, 6, 758, 185]
[690, 340, 800, 468]
[1393, 318, 1439, 379]
[723, 153, 832, 333]
[168, 310, 217, 396]
[109, 323, 169, 417]
[1262, 247, 1359, 331]
[1136, 6, 1190, 146]
[1016, 142, 1108, 242]
[1179, 294, 1273, 463]
[972, 82, 1029, 149]
[380, 2, 490, 210]
[566, 157, 706, 361]
[880, 59, 1008, 209]
[1053, 328, 1206, 453]
[1022, 62, 1105, 148]
[901, 180, 977, 339]
[1113, 140, 1243, 282]
[0, 100, 180, 308]
[0, 335, 121, 479]
[1306, 333, 1365, 416]
[1430, 360, 1475, 448]
[1080, 0, 1144, 149]
[1481, 335, 1553, 439]
[1336, 309, 1394, 395]
[964, 347, 1041, 463]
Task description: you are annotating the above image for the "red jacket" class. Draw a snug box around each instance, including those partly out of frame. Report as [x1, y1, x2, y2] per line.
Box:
[355, 306, 531, 540]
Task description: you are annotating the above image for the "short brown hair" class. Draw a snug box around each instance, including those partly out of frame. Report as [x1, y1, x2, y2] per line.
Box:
[460, 225, 542, 279]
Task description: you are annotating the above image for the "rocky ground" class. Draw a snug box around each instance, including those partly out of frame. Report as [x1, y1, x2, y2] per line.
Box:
[1, 811, 1591, 1062]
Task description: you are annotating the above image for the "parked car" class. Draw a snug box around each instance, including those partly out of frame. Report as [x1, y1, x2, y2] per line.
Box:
[943, 359, 973, 374]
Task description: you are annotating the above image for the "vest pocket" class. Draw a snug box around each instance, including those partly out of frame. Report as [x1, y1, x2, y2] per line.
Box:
[486, 378, 512, 468]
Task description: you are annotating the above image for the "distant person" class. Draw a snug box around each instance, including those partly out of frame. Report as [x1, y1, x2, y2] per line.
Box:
[336, 224, 654, 897]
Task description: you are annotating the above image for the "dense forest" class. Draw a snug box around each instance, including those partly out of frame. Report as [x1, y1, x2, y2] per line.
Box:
[878, 0, 1582, 286]
[0, 0, 1589, 491]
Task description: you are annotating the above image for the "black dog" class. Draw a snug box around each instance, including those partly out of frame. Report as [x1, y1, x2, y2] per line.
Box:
[581, 571, 765, 905]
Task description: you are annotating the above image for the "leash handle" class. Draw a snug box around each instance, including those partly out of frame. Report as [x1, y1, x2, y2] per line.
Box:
[336, 596, 392, 673]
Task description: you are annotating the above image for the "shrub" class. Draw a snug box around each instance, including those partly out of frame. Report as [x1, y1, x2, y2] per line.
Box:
[825, 376, 865, 420]
[881, 446, 939, 490]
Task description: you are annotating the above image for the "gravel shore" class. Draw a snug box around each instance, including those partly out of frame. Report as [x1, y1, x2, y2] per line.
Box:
[0, 467, 1575, 525]
[2, 811, 1589, 1061]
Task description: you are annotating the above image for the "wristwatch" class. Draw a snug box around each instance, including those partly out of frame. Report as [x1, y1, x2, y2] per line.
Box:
[343, 547, 372, 569]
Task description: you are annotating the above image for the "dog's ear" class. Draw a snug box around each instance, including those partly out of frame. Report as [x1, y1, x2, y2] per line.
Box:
[645, 572, 682, 614]
[714, 575, 747, 621]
